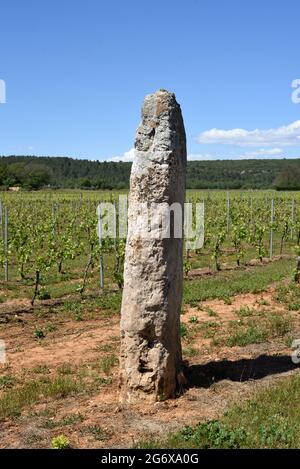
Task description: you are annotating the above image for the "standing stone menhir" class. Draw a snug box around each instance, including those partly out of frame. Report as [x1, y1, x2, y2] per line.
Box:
[120, 89, 187, 403]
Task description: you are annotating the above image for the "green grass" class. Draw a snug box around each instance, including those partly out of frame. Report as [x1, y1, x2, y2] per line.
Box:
[184, 258, 292, 306]
[235, 306, 255, 318]
[204, 307, 218, 317]
[214, 312, 292, 347]
[60, 292, 121, 320]
[34, 328, 46, 339]
[0, 377, 84, 420]
[94, 343, 115, 353]
[180, 323, 189, 338]
[77, 360, 115, 387]
[32, 365, 50, 375]
[0, 374, 17, 389]
[183, 345, 198, 358]
[41, 413, 84, 429]
[94, 293, 122, 314]
[137, 375, 300, 449]
[267, 312, 292, 337]
[275, 283, 300, 311]
[199, 321, 220, 339]
[188, 316, 199, 324]
[93, 376, 112, 387]
[57, 363, 75, 375]
[225, 324, 268, 347]
[80, 424, 112, 441]
[98, 355, 119, 375]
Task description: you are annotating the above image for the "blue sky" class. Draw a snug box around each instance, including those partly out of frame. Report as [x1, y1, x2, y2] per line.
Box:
[1, 0, 300, 161]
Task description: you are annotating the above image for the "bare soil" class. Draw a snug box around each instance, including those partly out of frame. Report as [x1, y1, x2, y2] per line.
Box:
[0, 280, 299, 449]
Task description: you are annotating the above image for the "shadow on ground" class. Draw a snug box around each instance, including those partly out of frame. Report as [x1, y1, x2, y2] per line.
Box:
[187, 355, 298, 388]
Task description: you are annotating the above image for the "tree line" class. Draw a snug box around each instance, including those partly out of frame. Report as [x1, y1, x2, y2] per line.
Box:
[0, 155, 299, 190]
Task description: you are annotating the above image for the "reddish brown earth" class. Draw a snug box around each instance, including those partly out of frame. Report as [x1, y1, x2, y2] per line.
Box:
[0, 284, 299, 448]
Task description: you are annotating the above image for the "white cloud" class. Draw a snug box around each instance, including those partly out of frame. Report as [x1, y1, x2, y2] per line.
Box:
[107, 148, 285, 163]
[238, 148, 283, 158]
[108, 148, 135, 162]
[187, 148, 284, 161]
[196, 120, 300, 147]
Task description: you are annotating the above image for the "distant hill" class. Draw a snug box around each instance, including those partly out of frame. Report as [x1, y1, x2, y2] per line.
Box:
[0, 155, 299, 190]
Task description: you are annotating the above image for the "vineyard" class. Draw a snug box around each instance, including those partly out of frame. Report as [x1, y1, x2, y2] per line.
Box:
[0, 189, 298, 306]
[3, 0, 300, 453]
[0, 188, 300, 449]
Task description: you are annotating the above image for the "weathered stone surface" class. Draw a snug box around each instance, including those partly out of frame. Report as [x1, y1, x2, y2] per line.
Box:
[119, 90, 187, 403]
